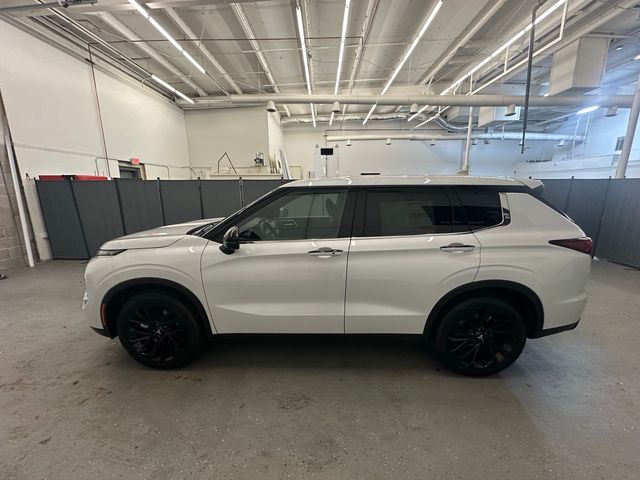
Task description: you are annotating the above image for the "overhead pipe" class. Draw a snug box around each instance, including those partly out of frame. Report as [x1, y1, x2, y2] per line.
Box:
[521, 1, 545, 154]
[282, 112, 416, 125]
[327, 132, 583, 142]
[185, 94, 634, 108]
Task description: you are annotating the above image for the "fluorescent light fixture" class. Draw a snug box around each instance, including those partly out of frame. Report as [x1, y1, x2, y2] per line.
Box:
[380, 0, 443, 96]
[635, 54, 640, 60]
[182, 49, 205, 74]
[491, 30, 526, 58]
[128, 0, 149, 19]
[130, 1, 208, 79]
[295, 5, 314, 123]
[577, 105, 598, 115]
[175, 90, 195, 104]
[408, 104, 430, 122]
[151, 74, 193, 104]
[533, 0, 566, 25]
[310, 103, 317, 127]
[151, 74, 176, 92]
[329, 111, 335, 126]
[362, 104, 377, 125]
[415, 114, 438, 129]
[334, 0, 351, 95]
[149, 17, 183, 52]
[295, 5, 312, 95]
[468, 56, 491, 77]
[436, 0, 567, 106]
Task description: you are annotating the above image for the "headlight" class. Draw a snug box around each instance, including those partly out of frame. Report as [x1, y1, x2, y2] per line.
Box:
[95, 249, 126, 257]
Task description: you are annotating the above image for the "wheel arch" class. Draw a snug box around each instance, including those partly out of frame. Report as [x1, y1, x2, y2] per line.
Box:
[424, 280, 544, 340]
[101, 278, 214, 339]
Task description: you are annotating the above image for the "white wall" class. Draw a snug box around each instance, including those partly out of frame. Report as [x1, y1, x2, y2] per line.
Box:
[514, 108, 640, 178]
[283, 125, 554, 178]
[0, 18, 192, 260]
[0, 19, 190, 181]
[185, 107, 270, 175]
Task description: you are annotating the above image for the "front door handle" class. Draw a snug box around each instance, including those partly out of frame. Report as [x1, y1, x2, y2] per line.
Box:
[308, 247, 343, 257]
[440, 243, 475, 254]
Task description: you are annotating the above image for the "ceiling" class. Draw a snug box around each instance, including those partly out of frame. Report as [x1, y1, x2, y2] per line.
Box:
[3, 0, 640, 130]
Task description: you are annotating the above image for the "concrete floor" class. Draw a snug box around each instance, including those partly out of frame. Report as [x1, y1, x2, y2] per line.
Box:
[0, 261, 639, 479]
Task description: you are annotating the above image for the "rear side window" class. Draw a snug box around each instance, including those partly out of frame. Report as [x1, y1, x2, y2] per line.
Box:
[456, 189, 504, 229]
[363, 187, 454, 236]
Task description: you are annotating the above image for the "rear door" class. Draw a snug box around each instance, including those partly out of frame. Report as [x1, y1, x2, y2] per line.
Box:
[344, 186, 480, 334]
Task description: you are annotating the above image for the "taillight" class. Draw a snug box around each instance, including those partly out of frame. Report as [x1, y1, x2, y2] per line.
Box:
[549, 237, 593, 255]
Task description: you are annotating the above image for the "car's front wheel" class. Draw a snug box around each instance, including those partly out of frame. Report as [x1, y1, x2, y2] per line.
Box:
[116, 291, 205, 369]
[435, 296, 526, 376]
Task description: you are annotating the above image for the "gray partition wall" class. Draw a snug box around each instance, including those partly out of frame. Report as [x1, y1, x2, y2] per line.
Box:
[116, 180, 164, 233]
[71, 181, 125, 256]
[201, 180, 242, 218]
[36, 177, 290, 258]
[35, 180, 88, 259]
[160, 180, 202, 224]
[34, 177, 640, 266]
[594, 179, 640, 266]
[538, 178, 640, 268]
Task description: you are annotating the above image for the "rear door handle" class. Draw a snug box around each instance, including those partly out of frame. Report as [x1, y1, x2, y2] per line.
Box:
[308, 247, 343, 257]
[440, 243, 475, 254]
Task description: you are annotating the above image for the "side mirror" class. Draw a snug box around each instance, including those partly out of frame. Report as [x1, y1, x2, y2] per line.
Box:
[219, 226, 240, 255]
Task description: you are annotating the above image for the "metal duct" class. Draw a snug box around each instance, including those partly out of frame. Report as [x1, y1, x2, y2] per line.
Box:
[327, 132, 583, 142]
[281, 112, 414, 126]
[183, 93, 634, 108]
[433, 116, 468, 132]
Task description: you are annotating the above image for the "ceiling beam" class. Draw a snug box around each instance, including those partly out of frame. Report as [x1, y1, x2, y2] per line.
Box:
[9, 0, 281, 16]
[163, 7, 243, 95]
[96, 11, 208, 96]
[230, 2, 291, 116]
[416, 0, 509, 86]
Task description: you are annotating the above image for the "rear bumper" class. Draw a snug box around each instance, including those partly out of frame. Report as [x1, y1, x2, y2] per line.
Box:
[530, 319, 579, 339]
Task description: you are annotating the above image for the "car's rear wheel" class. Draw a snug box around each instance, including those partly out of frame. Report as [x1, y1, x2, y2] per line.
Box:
[116, 291, 205, 369]
[435, 296, 526, 376]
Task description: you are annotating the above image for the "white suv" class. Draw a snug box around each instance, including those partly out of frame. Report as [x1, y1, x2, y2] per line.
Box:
[83, 176, 591, 375]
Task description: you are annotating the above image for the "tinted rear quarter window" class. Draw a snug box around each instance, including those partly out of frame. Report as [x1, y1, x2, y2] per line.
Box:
[456, 189, 503, 229]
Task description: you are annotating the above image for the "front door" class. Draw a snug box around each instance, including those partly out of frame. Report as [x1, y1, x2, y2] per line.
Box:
[201, 188, 352, 333]
[345, 186, 481, 334]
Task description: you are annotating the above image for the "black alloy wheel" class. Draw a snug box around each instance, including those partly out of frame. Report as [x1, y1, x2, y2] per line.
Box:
[117, 291, 205, 369]
[435, 296, 526, 376]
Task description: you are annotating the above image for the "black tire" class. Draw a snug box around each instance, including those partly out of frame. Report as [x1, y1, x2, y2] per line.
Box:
[435, 296, 526, 376]
[116, 291, 205, 369]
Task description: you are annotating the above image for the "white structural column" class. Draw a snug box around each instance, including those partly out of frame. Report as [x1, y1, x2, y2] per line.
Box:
[164, 8, 243, 95]
[230, 3, 291, 116]
[97, 12, 208, 96]
[460, 106, 473, 175]
[615, 73, 640, 178]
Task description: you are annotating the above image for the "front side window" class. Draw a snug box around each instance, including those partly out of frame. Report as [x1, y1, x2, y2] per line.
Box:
[363, 187, 454, 237]
[237, 189, 347, 241]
